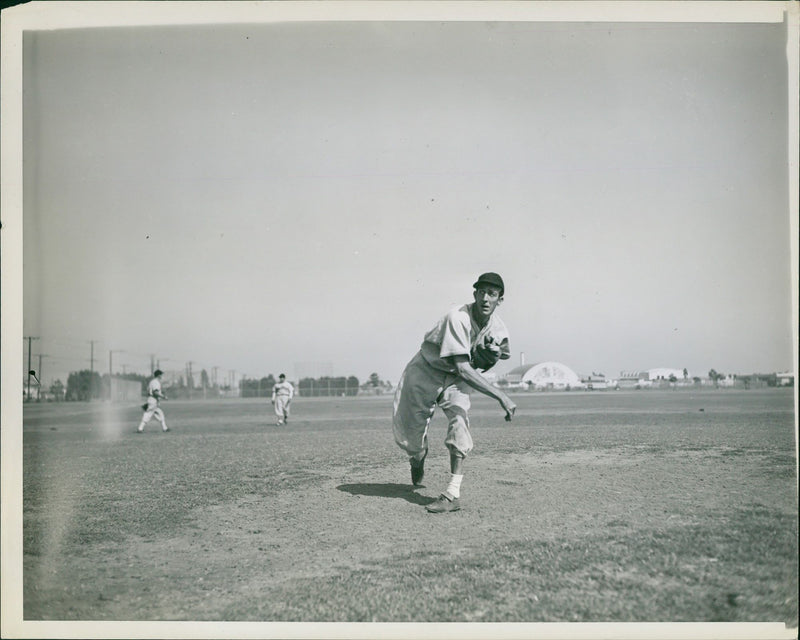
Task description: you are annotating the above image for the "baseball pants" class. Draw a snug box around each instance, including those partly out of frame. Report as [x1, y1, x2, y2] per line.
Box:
[139, 398, 167, 430]
[392, 351, 473, 460]
[274, 396, 291, 420]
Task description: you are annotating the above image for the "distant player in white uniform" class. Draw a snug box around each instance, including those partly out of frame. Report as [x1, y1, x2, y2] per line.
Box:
[136, 369, 169, 433]
[271, 374, 294, 426]
[393, 272, 516, 513]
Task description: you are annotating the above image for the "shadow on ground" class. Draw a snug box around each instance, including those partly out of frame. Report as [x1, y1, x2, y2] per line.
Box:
[337, 483, 436, 505]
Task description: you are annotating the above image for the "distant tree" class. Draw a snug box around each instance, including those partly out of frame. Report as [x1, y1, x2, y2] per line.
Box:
[683, 368, 688, 381]
[496, 378, 510, 388]
[296, 375, 360, 396]
[263, 375, 276, 396]
[762, 373, 778, 387]
[298, 377, 315, 396]
[240, 377, 256, 397]
[201, 369, 210, 389]
[320, 376, 332, 396]
[369, 372, 381, 387]
[239, 376, 275, 398]
[49, 379, 65, 402]
[66, 370, 102, 401]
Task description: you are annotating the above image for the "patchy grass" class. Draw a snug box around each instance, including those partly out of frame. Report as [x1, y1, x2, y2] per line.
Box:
[226, 505, 796, 623]
[20, 389, 798, 624]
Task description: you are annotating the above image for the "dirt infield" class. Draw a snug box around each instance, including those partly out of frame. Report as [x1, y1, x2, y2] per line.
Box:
[19, 389, 798, 624]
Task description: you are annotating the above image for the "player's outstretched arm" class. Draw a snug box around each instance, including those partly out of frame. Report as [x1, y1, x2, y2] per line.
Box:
[452, 355, 516, 421]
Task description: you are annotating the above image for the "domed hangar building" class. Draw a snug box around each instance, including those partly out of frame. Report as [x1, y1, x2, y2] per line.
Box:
[503, 362, 583, 391]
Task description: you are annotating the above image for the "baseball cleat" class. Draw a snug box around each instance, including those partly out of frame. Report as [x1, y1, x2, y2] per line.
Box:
[135, 430, 143, 434]
[410, 452, 427, 486]
[426, 493, 461, 513]
[162, 428, 170, 432]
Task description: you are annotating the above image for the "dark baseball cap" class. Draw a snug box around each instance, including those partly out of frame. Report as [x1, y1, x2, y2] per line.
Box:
[473, 272, 505, 295]
[154, 369, 163, 377]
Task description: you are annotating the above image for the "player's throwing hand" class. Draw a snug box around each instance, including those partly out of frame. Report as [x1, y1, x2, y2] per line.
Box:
[502, 398, 516, 422]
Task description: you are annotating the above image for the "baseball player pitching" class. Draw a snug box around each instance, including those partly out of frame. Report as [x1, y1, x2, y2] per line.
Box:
[136, 369, 169, 433]
[271, 374, 294, 425]
[392, 272, 515, 513]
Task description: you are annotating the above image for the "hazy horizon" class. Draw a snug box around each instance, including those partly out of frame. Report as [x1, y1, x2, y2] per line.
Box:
[18, 16, 796, 390]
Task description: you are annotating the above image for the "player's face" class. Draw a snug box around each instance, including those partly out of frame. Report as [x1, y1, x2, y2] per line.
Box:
[473, 286, 503, 321]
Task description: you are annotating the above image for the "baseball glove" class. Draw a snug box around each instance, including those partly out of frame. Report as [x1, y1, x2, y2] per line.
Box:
[470, 336, 508, 371]
[141, 403, 148, 411]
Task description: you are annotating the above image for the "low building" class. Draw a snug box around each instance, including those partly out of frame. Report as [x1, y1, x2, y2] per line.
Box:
[717, 374, 735, 388]
[110, 378, 142, 402]
[503, 362, 583, 391]
[618, 371, 651, 389]
[581, 374, 608, 390]
[647, 367, 690, 383]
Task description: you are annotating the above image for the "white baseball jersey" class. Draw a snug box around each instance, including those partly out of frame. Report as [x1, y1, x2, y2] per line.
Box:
[148, 377, 163, 398]
[272, 380, 293, 400]
[419, 303, 510, 373]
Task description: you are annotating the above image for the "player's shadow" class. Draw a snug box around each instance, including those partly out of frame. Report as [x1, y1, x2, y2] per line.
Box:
[337, 483, 436, 506]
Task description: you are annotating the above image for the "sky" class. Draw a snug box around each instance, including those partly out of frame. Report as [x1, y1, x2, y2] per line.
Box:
[17, 9, 797, 388]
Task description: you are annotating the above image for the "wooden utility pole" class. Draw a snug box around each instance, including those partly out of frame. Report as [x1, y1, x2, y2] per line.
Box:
[185, 361, 195, 399]
[24, 336, 39, 401]
[89, 340, 97, 401]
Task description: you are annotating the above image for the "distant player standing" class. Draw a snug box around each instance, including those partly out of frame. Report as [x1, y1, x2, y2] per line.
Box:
[271, 374, 294, 426]
[392, 272, 515, 513]
[136, 369, 169, 433]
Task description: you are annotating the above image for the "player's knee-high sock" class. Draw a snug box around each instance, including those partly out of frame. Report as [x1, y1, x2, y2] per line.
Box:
[445, 473, 463, 499]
